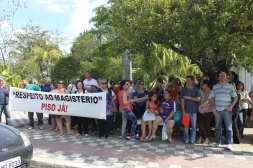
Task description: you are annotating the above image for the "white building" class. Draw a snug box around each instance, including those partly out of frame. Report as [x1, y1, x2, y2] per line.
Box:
[230, 67, 253, 92]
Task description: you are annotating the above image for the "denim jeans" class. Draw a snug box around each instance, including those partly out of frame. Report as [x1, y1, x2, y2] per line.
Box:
[28, 112, 43, 127]
[0, 104, 11, 125]
[214, 109, 233, 145]
[119, 108, 137, 139]
[237, 109, 248, 135]
[183, 113, 197, 142]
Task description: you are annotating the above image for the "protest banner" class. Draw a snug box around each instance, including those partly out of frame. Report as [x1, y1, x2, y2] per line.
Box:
[9, 87, 106, 119]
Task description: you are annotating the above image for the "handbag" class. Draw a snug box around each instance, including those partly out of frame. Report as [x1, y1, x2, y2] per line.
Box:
[174, 109, 182, 122]
[142, 110, 156, 121]
[182, 115, 190, 127]
[130, 104, 134, 111]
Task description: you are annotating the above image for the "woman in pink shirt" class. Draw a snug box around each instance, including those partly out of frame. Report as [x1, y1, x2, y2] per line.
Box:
[118, 80, 138, 140]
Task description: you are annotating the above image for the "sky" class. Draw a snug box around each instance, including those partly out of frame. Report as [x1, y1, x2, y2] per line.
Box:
[2, 0, 108, 52]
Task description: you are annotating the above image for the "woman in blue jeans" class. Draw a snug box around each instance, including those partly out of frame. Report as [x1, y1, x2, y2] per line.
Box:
[237, 82, 251, 137]
[118, 80, 138, 140]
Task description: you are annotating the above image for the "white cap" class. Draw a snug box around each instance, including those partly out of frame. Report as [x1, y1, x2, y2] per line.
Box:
[91, 82, 99, 88]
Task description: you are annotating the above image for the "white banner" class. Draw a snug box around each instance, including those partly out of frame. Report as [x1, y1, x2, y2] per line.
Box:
[9, 87, 106, 119]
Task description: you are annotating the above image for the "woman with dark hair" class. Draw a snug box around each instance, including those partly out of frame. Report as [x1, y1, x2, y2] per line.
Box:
[96, 79, 116, 139]
[197, 79, 213, 145]
[149, 90, 176, 143]
[237, 81, 252, 137]
[118, 80, 138, 140]
[228, 71, 239, 86]
[140, 91, 159, 142]
[154, 77, 164, 100]
[75, 80, 89, 137]
[228, 81, 241, 144]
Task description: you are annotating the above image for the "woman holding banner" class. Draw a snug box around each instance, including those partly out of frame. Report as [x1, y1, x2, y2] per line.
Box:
[51, 80, 74, 136]
[75, 80, 89, 137]
[96, 79, 116, 139]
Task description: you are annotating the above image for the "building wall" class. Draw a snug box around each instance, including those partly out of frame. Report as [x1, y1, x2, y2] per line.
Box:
[230, 67, 253, 92]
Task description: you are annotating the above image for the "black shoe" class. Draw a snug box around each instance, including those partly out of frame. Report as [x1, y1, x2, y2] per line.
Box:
[36, 123, 40, 126]
[184, 141, 189, 144]
[189, 141, 195, 144]
[251, 139, 253, 142]
[110, 131, 114, 135]
[48, 122, 52, 125]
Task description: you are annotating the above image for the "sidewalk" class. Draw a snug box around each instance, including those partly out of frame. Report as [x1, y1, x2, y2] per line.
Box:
[1, 111, 49, 127]
[17, 124, 253, 168]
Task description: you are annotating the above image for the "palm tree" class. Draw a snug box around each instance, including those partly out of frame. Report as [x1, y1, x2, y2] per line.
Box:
[133, 42, 202, 90]
[30, 45, 63, 76]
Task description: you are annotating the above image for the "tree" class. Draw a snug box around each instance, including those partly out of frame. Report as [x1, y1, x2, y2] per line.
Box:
[108, 0, 253, 79]
[10, 25, 63, 81]
[71, 31, 99, 61]
[0, 64, 22, 87]
[133, 42, 203, 89]
[0, 0, 26, 65]
[50, 56, 81, 84]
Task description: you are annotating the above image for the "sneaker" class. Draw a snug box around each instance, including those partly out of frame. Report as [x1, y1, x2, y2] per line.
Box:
[28, 127, 33, 130]
[226, 144, 232, 150]
[84, 134, 89, 138]
[209, 142, 220, 147]
[184, 141, 189, 144]
[130, 137, 139, 141]
[189, 141, 195, 144]
[40, 125, 44, 130]
[36, 123, 40, 126]
[75, 133, 82, 136]
[122, 137, 129, 140]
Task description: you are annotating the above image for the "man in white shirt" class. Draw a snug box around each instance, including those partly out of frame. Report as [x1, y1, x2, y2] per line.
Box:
[83, 71, 97, 93]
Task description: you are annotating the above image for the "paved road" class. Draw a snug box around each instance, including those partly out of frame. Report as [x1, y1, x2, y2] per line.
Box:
[17, 124, 253, 168]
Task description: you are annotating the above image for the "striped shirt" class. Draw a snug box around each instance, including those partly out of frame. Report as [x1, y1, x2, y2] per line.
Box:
[210, 83, 237, 111]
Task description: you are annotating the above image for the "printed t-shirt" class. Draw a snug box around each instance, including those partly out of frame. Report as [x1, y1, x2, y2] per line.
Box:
[158, 98, 176, 120]
[133, 89, 149, 108]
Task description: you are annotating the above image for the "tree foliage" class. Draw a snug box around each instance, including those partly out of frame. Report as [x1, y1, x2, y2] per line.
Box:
[50, 56, 81, 84]
[108, 0, 253, 79]
[134, 42, 203, 89]
[0, 64, 22, 87]
[10, 25, 63, 81]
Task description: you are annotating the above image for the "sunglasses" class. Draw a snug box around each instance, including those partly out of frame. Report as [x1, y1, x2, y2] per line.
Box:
[101, 82, 107, 85]
[58, 82, 64, 84]
[139, 83, 144, 85]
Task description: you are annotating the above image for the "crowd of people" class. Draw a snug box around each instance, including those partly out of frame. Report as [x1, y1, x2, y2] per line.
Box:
[0, 70, 253, 151]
